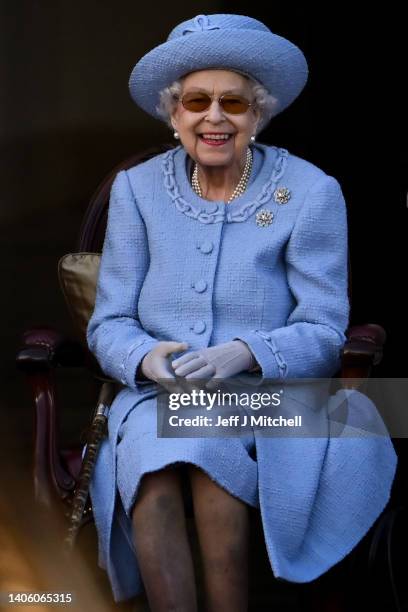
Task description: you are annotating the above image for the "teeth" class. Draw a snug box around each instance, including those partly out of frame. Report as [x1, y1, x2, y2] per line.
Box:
[201, 134, 231, 140]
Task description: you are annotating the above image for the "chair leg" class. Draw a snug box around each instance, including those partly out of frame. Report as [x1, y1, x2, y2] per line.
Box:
[26, 371, 75, 506]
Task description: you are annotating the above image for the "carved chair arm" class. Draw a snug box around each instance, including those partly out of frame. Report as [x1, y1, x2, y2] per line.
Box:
[16, 327, 86, 372]
[340, 323, 386, 385]
[16, 327, 94, 507]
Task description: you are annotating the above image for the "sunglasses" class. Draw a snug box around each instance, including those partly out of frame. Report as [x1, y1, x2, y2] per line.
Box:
[180, 92, 253, 114]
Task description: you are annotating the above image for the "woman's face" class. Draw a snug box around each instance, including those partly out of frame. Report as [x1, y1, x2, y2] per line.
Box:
[170, 69, 260, 168]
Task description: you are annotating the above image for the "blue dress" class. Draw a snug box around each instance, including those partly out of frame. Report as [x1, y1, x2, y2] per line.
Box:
[87, 143, 397, 602]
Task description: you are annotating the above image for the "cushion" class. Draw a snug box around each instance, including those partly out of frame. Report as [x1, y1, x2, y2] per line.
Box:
[58, 252, 101, 344]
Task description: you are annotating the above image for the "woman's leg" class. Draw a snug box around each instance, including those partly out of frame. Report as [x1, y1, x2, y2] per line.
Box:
[188, 465, 250, 612]
[131, 466, 198, 612]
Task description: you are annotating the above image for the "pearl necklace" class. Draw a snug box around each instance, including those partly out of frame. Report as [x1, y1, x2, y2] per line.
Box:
[191, 147, 253, 204]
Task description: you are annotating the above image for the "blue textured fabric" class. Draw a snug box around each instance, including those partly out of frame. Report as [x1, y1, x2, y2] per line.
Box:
[129, 13, 308, 120]
[87, 143, 397, 602]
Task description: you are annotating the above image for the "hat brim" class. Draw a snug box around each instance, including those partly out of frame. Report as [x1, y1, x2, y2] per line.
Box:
[129, 29, 308, 120]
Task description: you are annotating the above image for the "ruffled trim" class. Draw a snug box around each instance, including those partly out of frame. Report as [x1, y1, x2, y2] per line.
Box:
[162, 146, 289, 224]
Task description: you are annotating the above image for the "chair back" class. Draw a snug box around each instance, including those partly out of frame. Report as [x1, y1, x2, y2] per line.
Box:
[77, 144, 175, 252]
[58, 144, 175, 345]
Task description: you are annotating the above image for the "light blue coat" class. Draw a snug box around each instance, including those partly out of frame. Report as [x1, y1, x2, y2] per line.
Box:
[87, 143, 397, 601]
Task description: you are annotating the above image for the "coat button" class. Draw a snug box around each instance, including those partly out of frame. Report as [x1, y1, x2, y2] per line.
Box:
[197, 240, 214, 254]
[190, 320, 206, 334]
[192, 280, 207, 293]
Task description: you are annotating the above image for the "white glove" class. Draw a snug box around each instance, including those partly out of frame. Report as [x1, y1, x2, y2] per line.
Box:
[171, 340, 256, 382]
[140, 341, 189, 393]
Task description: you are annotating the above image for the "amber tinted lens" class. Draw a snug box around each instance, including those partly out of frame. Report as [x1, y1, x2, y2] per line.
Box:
[181, 93, 251, 114]
[219, 95, 250, 114]
[181, 93, 212, 112]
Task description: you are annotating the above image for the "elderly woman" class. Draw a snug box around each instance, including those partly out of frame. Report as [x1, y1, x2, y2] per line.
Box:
[86, 13, 397, 611]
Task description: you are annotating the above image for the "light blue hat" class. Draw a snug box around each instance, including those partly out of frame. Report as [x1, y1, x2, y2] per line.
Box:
[129, 13, 309, 121]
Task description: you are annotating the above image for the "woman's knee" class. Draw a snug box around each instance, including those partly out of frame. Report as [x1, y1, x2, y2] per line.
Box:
[131, 465, 185, 523]
[187, 465, 249, 530]
[188, 465, 246, 506]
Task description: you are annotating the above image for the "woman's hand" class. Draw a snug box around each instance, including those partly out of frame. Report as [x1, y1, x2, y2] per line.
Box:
[170, 340, 256, 386]
[141, 341, 189, 392]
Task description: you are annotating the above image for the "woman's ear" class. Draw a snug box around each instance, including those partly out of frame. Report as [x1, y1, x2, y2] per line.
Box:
[253, 107, 261, 133]
[170, 112, 178, 132]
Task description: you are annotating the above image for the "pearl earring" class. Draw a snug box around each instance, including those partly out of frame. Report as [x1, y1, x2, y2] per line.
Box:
[250, 135, 256, 142]
[173, 131, 180, 139]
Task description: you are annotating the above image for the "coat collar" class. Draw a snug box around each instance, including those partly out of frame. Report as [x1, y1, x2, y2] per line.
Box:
[162, 143, 289, 224]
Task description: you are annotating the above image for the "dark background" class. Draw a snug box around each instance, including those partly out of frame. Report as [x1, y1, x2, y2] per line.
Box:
[1, 2, 407, 608]
[3, 2, 407, 379]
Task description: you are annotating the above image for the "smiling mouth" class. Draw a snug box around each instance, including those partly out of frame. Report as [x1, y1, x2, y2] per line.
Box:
[198, 134, 233, 145]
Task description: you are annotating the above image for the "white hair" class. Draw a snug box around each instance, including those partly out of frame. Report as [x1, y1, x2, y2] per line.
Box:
[155, 71, 279, 135]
